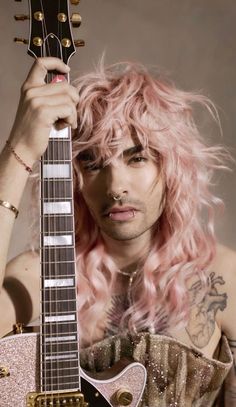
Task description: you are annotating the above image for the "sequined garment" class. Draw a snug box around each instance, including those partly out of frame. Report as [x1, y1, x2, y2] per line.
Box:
[80, 332, 233, 407]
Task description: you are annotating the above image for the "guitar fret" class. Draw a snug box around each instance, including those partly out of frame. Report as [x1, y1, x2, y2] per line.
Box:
[42, 379, 80, 388]
[41, 247, 74, 262]
[41, 179, 72, 199]
[41, 264, 76, 278]
[43, 382, 80, 392]
[43, 331, 78, 337]
[41, 260, 75, 264]
[41, 215, 74, 234]
[42, 230, 74, 235]
[42, 288, 76, 302]
[42, 299, 76, 303]
[42, 322, 78, 335]
[42, 301, 76, 314]
[43, 310, 77, 316]
[41, 246, 75, 251]
[43, 372, 80, 379]
[43, 342, 78, 355]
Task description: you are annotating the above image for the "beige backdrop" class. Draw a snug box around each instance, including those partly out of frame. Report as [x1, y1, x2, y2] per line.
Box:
[0, 0, 235, 260]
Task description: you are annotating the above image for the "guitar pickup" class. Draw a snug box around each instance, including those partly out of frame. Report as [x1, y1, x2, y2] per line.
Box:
[26, 391, 88, 406]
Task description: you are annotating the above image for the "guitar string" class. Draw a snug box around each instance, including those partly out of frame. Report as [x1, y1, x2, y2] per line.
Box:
[40, 0, 52, 398]
[39, 0, 79, 399]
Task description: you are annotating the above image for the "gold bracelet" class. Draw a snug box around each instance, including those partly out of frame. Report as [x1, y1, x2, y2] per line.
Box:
[6, 140, 33, 174]
[0, 200, 19, 218]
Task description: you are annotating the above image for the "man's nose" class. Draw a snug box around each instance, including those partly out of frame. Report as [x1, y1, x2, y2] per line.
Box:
[105, 163, 128, 198]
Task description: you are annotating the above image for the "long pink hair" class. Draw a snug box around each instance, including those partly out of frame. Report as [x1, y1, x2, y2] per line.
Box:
[30, 61, 227, 346]
[71, 61, 227, 346]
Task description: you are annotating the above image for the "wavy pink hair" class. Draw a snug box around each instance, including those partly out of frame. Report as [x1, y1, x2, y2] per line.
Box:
[29, 61, 227, 346]
[71, 61, 227, 346]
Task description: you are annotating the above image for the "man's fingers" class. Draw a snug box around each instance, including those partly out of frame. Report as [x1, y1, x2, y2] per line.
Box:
[23, 57, 70, 89]
[25, 82, 79, 105]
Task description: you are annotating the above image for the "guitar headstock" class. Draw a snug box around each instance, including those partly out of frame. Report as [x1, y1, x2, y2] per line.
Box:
[14, 0, 84, 64]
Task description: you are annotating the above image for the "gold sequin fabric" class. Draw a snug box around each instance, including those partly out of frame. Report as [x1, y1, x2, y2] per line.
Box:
[80, 333, 233, 407]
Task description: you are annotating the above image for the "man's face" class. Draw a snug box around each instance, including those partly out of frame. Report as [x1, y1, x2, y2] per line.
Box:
[78, 136, 164, 245]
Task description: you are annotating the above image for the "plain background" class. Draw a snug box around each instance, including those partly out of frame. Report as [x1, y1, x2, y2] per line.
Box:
[0, 0, 235, 260]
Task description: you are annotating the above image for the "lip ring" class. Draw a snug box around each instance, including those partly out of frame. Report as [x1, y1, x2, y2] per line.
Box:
[108, 209, 137, 219]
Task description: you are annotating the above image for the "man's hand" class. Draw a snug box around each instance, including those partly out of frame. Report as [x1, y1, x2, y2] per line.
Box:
[9, 57, 79, 165]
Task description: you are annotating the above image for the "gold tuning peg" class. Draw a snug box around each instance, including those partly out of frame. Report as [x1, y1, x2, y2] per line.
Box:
[14, 14, 30, 21]
[74, 39, 85, 47]
[71, 13, 82, 27]
[70, 0, 80, 5]
[14, 37, 29, 45]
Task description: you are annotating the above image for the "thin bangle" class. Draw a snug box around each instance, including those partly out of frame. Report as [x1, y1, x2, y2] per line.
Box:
[0, 200, 19, 218]
[6, 140, 33, 174]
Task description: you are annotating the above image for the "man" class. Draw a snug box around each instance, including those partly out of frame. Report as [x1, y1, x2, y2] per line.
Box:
[0, 57, 235, 405]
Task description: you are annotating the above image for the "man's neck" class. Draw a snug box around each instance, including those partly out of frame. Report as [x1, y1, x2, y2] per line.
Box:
[102, 232, 151, 272]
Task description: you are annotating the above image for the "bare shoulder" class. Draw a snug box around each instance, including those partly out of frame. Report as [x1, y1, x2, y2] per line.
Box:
[4, 250, 40, 325]
[211, 243, 236, 276]
[6, 250, 40, 278]
[210, 243, 236, 337]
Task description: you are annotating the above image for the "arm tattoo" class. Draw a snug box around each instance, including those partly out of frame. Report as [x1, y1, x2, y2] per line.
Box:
[186, 272, 227, 348]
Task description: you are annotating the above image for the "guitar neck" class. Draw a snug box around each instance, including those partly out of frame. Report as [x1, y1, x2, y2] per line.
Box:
[40, 124, 80, 392]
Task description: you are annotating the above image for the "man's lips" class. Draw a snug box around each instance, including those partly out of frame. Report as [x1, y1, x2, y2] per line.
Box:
[103, 206, 139, 221]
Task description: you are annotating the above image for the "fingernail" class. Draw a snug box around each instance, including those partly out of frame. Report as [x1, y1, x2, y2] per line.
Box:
[51, 75, 67, 83]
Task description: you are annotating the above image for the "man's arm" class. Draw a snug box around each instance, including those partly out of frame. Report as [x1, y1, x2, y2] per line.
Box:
[0, 57, 78, 335]
[0, 251, 40, 337]
[215, 245, 236, 405]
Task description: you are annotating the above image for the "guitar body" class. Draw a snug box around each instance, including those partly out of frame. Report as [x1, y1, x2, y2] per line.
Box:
[0, 332, 146, 406]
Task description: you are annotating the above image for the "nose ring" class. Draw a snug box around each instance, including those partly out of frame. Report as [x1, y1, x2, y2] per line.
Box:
[112, 194, 122, 201]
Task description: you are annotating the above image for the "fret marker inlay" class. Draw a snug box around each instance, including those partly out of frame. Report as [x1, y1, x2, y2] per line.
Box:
[45, 314, 75, 323]
[45, 335, 76, 343]
[43, 201, 72, 214]
[45, 353, 77, 361]
[44, 278, 74, 288]
[43, 164, 70, 179]
[44, 235, 73, 246]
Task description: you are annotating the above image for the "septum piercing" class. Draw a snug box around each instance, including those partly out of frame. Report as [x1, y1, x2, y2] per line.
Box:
[112, 195, 122, 201]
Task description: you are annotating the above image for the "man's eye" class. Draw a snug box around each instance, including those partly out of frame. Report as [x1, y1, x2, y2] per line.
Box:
[129, 156, 147, 164]
[83, 163, 102, 171]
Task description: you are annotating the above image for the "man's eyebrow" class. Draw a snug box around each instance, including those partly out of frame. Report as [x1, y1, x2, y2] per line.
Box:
[123, 144, 144, 156]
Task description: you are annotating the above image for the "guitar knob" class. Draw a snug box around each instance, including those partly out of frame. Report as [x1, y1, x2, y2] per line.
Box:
[14, 14, 30, 21]
[13, 322, 25, 334]
[74, 39, 85, 47]
[71, 13, 82, 27]
[114, 389, 133, 406]
[70, 0, 80, 4]
[14, 37, 29, 45]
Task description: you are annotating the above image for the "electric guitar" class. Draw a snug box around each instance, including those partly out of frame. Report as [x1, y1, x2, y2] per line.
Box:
[0, 1, 146, 406]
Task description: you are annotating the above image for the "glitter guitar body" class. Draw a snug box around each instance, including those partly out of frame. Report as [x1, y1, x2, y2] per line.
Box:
[0, 332, 146, 406]
[0, 0, 147, 406]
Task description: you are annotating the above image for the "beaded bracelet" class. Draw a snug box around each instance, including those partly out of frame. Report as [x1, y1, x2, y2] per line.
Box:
[6, 140, 33, 174]
[0, 200, 19, 218]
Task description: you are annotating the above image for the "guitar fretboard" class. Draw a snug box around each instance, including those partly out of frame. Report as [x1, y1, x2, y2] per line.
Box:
[40, 130, 80, 392]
